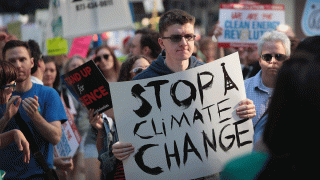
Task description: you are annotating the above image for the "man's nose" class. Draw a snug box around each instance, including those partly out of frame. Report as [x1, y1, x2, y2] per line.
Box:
[179, 37, 188, 45]
[13, 61, 21, 68]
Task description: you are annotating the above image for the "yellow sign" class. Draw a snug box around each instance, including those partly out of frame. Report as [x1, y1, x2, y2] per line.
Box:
[46, 37, 68, 55]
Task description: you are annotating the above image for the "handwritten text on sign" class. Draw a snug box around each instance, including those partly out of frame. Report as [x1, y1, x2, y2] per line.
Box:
[218, 3, 285, 48]
[110, 53, 253, 180]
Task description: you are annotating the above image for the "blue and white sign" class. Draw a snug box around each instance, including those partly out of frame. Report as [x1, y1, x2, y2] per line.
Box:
[301, 0, 320, 36]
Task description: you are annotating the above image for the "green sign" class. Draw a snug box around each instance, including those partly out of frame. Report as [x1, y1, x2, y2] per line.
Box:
[46, 37, 68, 55]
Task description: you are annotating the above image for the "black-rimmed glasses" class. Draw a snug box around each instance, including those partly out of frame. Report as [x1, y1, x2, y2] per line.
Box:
[162, 34, 196, 43]
[261, 54, 287, 62]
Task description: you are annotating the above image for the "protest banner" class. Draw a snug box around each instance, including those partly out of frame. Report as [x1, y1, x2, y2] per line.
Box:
[53, 0, 135, 39]
[54, 96, 81, 158]
[109, 52, 254, 180]
[218, 3, 285, 48]
[301, 0, 320, 36]
[68, 35, 92, 58]
[46, 37, 68, 56]
[61, 60, 112, 115]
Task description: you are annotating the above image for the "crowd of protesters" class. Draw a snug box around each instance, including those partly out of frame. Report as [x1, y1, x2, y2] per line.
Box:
[0, 7, 319, 180]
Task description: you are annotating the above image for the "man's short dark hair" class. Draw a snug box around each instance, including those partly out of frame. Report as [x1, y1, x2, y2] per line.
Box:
[159, 9, 195, 37]
[28, 40, 42, 74]
[135, 28, 161, 59]
[2, 40, 31, 60]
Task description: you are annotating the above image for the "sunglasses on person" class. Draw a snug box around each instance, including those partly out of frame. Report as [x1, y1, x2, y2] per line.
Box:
[261, 54, 288, 62]
[0, 82, 16, 91]
[162, 34, 196, 43]
[130, 66, 149, 75]
[93, 54, 110, 63]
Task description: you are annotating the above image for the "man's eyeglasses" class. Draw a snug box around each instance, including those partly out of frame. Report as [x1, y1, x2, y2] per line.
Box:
[261, 54, 287, 62]
[162, 34, 196, 43]
[94, 54, 110, 63]
[0, 82, 16, 91]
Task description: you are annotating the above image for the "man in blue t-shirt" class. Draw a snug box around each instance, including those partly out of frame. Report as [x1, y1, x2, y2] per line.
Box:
[0, 40, 67, 179]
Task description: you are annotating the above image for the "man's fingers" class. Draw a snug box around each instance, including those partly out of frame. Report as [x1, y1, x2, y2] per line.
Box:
[112, 142, 135, 160]
[118, 154, 131, 161]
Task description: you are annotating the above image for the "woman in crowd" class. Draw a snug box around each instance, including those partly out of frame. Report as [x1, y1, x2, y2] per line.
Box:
[60, 55, 91, 180]
[43, 56, 61, 92]
[221, 52, 320, 179]
[88, 55, 151, 180]
[42, 56, 75, 179]
[84, 45, 121, 180]
[118, 55, 151, 82]
[0, 61, 30, 164]
[93, 45, 121, 83]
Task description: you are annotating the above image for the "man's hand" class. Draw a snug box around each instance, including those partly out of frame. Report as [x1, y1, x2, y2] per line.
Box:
[112, 142, 135, 161]
[22, 95, 40, 119]
[236, 99, 256, 119]
[4, 96, 21, 121]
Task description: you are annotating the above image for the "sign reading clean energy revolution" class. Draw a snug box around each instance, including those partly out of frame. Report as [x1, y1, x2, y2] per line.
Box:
[218, 3, 285, 48]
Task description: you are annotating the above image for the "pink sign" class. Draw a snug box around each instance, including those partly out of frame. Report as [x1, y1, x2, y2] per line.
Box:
[68, 35, 92, 58]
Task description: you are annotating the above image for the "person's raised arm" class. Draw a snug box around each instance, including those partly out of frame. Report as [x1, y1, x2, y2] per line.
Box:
[0, 96, 21, 133]
[21, 95, 62, 145]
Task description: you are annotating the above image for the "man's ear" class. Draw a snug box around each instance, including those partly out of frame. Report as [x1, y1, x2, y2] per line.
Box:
[30, 57, 34, 68]
[158, 38, 165, 50]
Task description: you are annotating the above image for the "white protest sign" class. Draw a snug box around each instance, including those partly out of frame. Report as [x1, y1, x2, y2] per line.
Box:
[53, 0, 134, 39]
[109, 52, 253, 180]
[218, 3, 285, 48]
[54, 96, 81, 158]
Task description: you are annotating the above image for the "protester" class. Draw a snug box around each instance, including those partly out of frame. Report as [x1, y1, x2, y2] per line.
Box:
[0, 60, 30, 164]
[62, 55, 89, 180]
[93, 45, 121, 83]
[129, 28, 161, 61]
[0, 40, 67, 179]
[88, 110, 119, 180]
[118, 55, 152, 82]
[42, 55, 76, 180]
[112, 9, 256, 179]
[244, 31, 290, 146]
[84, 45, 121, 180]
[221, 53, 320, 180]
[88, 55, 151, 179]
[199, 36, 218, 63]
[29, 39, 45, 85]
[43, 56, 61, 92]
[63, 55, 90, 137]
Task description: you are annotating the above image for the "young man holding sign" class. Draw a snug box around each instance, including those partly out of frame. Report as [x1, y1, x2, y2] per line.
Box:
[112, 9, 256, 177]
